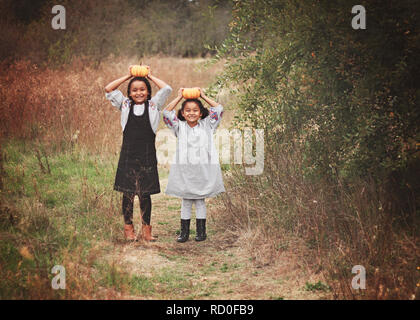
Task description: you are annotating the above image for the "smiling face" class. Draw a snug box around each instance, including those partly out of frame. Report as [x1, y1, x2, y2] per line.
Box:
[129, 80, 149, 104]
[181, 101, 203, 126]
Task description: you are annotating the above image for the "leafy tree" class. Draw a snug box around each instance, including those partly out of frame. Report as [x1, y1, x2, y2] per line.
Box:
[212, 0, 419, 184]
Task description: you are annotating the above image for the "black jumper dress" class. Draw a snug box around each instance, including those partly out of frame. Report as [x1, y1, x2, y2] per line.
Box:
[114, 101, 160, 196]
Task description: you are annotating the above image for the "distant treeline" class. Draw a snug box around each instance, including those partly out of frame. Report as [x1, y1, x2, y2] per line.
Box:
[0, 0, 232, 65]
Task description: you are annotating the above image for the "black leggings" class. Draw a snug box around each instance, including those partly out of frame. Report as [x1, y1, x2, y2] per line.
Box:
[122, 193, 152, 225]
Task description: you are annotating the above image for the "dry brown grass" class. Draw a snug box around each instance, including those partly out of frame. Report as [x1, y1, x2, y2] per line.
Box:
[212, 144, 419, 300]
[0, 56, 225, 153]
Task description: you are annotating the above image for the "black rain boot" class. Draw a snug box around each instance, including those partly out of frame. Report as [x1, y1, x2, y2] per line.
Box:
[195, 219, 207, 241]
[177, 219, 190, 243]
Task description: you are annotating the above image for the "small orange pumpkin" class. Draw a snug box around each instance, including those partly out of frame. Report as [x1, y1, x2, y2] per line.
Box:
[130, 65, 149, 77]
[182, 88, 200, 99]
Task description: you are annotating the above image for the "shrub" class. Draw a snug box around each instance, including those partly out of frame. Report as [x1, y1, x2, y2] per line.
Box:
[210, 0, 420, 299]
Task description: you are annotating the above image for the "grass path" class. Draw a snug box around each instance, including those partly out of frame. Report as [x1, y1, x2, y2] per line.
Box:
[99, 177, 331, 300]
[1, 142, 331, 299]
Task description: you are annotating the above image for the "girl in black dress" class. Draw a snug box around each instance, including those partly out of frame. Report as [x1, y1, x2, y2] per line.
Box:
[105, 65, 172, 241]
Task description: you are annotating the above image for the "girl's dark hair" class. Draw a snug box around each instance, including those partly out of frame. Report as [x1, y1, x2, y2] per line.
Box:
[127, 77, 152, 106]
[177, 99, 209, 121]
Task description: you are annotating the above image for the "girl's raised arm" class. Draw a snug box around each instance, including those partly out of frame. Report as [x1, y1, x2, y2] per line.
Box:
[164, 88, 183, 111]
[199, 89, 220, 108]
[199, 88, 223, 131]
[163, 88, 183, 134]
[104, 66, 133, 93]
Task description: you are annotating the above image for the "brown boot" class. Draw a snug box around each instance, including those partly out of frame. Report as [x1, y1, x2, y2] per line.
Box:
[141, 224, 157, 242]
[124, 224, 136, 241]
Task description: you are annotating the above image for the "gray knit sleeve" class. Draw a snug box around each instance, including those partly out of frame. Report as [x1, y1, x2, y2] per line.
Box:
[105, 89, 125, 111]
[150, 85, 172, 111]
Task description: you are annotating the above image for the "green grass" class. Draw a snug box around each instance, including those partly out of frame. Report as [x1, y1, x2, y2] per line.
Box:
[304, 281, 331, 292]
[153, 268, 191, 295]
[220, 263, 229, 273]
[0, 139, 124, 298]
[130, 275, 155, 295]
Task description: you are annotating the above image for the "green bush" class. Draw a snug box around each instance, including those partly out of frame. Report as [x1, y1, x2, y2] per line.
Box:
[212, 0, 419, 182]
[210, 0, 419, 299]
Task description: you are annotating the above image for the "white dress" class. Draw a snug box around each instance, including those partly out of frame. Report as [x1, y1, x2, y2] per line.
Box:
[162, 105, 226, 199]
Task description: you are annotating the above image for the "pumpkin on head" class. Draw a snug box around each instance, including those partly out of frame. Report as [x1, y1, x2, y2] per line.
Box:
[130, 65, 149, 77]
[182, 88, 200, 99]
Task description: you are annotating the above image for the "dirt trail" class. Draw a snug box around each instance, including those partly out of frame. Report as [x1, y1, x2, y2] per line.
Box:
[101, 178, 331, 300]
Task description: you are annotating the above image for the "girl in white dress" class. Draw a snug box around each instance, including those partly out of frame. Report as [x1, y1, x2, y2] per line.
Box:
[163, 88, 225, 242]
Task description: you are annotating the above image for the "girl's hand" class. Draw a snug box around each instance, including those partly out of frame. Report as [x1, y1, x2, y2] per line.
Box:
[128, 65, 135, 77]
[146, 65, 151, 77]
[198, 87, 205, 98]
[178, 88, 184, 98]
[199, 89, 219, 108]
